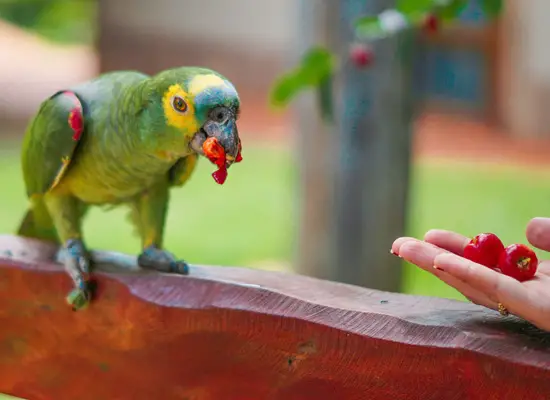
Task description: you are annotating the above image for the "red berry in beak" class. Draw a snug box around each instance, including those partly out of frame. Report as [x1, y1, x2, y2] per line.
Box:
[463, 233, 505, 269]
[212, 166, 228, 185]
[498, 244, 538, 282]
[202, 136, 230, 184]
[235, 140, 243, 163]
[203, 136, 226, 168]
[203, 137, 225, 163]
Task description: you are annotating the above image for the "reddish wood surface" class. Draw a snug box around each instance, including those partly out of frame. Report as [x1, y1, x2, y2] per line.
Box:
[1, 235, 550, 400]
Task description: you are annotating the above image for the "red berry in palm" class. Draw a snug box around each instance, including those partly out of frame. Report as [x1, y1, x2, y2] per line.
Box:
[463, 233, 504, 269]
[349, 43, 374, 67]
[498, 244, 538, 282]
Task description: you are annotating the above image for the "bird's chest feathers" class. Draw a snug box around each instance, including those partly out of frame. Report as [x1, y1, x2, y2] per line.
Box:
[62, 123, 190, 203]
[64, 152, 176, 204]
[154, 149, 181, 163]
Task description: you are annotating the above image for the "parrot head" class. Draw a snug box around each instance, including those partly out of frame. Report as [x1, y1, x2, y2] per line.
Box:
[146, 67, 241, 168]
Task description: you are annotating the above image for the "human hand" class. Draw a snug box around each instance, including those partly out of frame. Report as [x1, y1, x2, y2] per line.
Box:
[391, 217, 550, 331]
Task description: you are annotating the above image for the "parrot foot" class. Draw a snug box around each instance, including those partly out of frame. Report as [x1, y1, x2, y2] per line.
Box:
[62, 239, 95, 311]
[137, 246, 190, 275]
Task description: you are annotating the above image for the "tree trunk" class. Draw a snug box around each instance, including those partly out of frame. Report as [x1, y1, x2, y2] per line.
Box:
[294, 0, 416, 292]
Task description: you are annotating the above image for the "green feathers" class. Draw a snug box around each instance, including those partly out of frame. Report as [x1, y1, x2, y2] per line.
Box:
[17, 66, 240, 248]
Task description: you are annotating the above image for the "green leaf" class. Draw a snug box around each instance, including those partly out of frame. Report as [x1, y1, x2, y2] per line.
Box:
[395, 0, 470, 24]
[436, 0, 468, 21]
[396, 0, 435, 14]
[299, 47, 335, 85]
[269, 73, 302, 108]
[269, 47, 335, 108]
[480, 0, 503, 18]
[354, 15, 384, 39]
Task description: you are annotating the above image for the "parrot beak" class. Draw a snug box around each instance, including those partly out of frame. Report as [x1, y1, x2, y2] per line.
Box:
[190, 115, 240, 168]
[203, 118, 240, 168]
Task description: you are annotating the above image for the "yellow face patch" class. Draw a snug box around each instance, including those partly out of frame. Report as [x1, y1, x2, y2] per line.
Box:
[161, 84, 200, 136]
[187, 74, 232, 97]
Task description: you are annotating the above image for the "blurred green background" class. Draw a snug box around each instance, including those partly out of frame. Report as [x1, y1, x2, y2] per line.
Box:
[0, 0, 96, 44]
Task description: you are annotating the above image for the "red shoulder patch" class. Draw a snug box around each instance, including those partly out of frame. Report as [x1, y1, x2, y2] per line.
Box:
[63, 91, 84, 141]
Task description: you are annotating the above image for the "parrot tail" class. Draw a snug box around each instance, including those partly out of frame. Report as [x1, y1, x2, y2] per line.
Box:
[17, 196, 60, 244]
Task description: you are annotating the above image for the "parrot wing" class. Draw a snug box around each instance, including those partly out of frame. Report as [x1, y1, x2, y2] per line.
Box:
[168, 154, 199, 187]
[21, 90, 86, 197]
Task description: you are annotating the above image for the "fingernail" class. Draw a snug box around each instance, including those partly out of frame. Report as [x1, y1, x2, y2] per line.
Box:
[390, 249, 400, 257]
[433, 264, 445, 271]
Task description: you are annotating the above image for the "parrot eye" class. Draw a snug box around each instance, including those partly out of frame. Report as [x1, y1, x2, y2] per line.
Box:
[171, 96, 188, 113]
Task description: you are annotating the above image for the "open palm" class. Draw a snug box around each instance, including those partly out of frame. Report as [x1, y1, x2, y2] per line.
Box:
[392, 217, 550, 332]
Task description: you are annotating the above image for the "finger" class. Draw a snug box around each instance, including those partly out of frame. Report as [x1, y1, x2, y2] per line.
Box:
[391, 237, 420, 255]
[398, 240, 452, 270]
[392, 237, 451, 258]
[533, 260, 550, 276]
[432, 269, 498, 310]
[526, 217, 550, 252]
[433, 252, 540, 321]
[397, 241, 497, 308]
[424, 229, 470, 256]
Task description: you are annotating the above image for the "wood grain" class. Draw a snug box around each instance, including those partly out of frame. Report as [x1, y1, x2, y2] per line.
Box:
[1, 234, 550, 400]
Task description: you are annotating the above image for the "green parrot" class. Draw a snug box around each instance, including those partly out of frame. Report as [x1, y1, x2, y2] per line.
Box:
[17, 66, 242, 310]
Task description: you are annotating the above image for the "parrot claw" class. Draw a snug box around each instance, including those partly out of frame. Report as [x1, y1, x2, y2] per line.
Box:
[63, 239, 95, 311]
[66, 287, 92, 311]
[137, 246, 190, 275]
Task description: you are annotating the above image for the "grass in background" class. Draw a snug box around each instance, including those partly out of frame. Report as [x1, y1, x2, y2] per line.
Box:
[2, 143, 550, 302]
[0, 395, 24, 400]
[0, 143, 295, 268]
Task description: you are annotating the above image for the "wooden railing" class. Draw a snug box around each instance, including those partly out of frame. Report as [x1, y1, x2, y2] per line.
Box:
[1, 234, 550, 400]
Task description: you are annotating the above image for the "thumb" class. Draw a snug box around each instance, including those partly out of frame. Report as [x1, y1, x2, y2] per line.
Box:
[526, 217, 550, 252]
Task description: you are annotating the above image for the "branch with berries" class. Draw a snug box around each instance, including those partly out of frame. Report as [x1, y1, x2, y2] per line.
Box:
[269, 0, 503, 111]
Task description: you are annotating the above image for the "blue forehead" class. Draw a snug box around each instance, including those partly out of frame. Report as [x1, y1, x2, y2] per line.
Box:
[194, 83, 239, 117]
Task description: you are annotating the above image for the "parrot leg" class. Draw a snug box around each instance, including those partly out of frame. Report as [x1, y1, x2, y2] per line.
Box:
[138, 246, 189, 274]
[44, 193, 93, 310]
[131, 182, 190, 275]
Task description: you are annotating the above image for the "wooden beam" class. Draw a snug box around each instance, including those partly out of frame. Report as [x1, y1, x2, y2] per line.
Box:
[1, 235, 550, 400]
